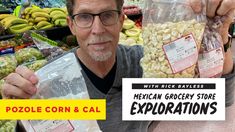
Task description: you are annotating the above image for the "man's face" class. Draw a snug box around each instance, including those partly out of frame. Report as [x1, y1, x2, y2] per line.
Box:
[67, 0, 124, 61]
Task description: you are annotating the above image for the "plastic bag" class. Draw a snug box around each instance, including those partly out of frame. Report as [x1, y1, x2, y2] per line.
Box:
[140, 0, 206, 78]
[21, 53, 101, 132]
[15, 48, 44, 65]
[198, 16, 225, 77]
[0, 120, 17, 132]
[0, 54, 17, 80]
[31, 32, 64, 61]
[23, 59, 48, 72]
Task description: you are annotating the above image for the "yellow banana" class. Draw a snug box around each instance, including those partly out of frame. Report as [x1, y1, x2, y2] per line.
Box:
[9, 25, 33, 34]
[10, 24, 29, 30]
[42, 8, 51, 14]
[0, 14, 13, 21]
[54, 19, 67, 26]
[52, 14, 66, 22]
[26, 14, 30, 20]
[32, 12, 50, 19]
[1, 16, 17, 24]
[36, 21, 51, 29]
[40, 24, 54, 30]
[3, 18, 28, 29]
[34, 17, 48, 23]
[29, 22, 34, 26]
[60, 21, 67, 27]
[28, 18, 34, 23]
[29, 8, 47, 15]
[50, 8, 65, 14]
[24, 7, 32, 14]
[50, 10, 65, 17]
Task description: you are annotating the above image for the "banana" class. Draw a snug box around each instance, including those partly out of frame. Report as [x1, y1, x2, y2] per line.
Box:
[24, 7, 32, 14]
[29, 22, 34, 26]
[29, 8, 48, 15]
[40, 24, 54, 30]
[60, 21, 67, 27]
[10, 23, 29, 30]
[32, 12, 50, 19]
[42, 8, 51, 14]
[52, 14, 66, 22]
[28, 18, 34, 23]
[0, 14, 13, 21]
[3, 18, 28, 29]
[34, 17, 48, 23]
[36, 21, 51, 29]
[54, 19, 67, 26]
[9, 25, 33, 34]
[50, 8, 66, 14]
[25, 14, 30, 20]
[50, 10, 65, 17]
[1, 16, 17, 24]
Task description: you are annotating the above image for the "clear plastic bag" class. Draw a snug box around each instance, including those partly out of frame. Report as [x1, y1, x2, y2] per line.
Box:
[141, 0, 206, 78]
[0, 54, 17, 80]
[15, 48, 44, 65]
[198, 16, 225, 78]
[22, 53, 101, 132]
[31, 32, 64, 61]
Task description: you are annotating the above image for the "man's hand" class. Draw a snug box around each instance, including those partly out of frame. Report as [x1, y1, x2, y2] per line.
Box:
[1, 66, 38, 99]
[190, 0, 235, 74]
[190, 0, 235, 43]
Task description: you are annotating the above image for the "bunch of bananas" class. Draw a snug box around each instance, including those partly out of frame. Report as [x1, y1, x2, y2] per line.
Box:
[21, 7, 54, 30]
[50, 8, 68, 27]
[0, 14, 32, 34]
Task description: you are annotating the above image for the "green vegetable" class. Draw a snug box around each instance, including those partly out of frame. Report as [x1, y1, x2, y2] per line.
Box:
[0, 55, 17, 80]
[15, 48, 44, 64]
[0, 120, 17, 132]
[24, 59, 47, 71]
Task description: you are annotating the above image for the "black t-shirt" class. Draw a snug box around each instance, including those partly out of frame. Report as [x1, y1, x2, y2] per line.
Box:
[78, 59, 117, 94]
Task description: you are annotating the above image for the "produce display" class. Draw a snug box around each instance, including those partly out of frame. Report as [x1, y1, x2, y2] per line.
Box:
[0, 6, 68, 34]
[15, 47, 44, 64]
[0, 120, 17, 132]
[21, 7, 68, 29]
[119, 17, 143, 46]
[140, 20, 205, 78]
[0, 55, 17, 80]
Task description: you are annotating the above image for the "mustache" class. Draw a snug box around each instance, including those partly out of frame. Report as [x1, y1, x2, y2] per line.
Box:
[88, 35, 113, 44]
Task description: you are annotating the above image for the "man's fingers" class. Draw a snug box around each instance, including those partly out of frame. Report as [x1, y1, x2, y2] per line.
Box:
[5, 73, 37, 95]
[207, 0, 222, 17]
[2, 83, 32, 99]
[220, 9, 234, 44]
[189, 0, 202, 13]
[15, 66, 38, 84]
[217, 0, 235, 16]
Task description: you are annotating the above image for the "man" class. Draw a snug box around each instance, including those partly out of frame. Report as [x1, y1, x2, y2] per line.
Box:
[2, 0, 235, 132]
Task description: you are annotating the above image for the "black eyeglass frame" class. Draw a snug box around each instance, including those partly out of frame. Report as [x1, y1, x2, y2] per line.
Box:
[71, 10, 121, 28]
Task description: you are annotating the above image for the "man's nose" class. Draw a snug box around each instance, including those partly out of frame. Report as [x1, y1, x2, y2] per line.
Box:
[91, 16, 106, 35]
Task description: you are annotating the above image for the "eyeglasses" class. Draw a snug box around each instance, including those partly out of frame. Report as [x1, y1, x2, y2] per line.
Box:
[71, 10, 121, 28]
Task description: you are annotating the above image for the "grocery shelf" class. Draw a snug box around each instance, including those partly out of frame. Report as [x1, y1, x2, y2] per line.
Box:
[0, 26, 71, 41]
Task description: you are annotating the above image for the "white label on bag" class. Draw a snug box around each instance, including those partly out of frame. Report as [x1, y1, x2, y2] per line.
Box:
[122, 78, 225, 121]
[30, 120, 74, 132]
[163, 34, 198, 73]
[198, 47, 224, 78]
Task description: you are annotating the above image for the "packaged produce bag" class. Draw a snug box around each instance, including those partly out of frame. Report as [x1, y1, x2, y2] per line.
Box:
[21, 53, 101, 132]
[198, 16, 225, 78]
[140, 0, 206, 78]
[0, 48, 17, 80]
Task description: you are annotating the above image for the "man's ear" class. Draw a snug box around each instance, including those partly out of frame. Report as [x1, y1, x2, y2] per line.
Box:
[119, 11, 125, 32]
[67, 16, 76, 35]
